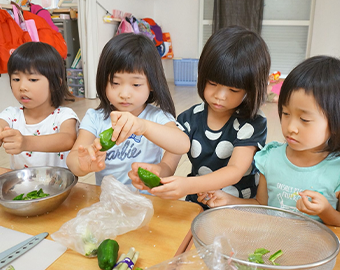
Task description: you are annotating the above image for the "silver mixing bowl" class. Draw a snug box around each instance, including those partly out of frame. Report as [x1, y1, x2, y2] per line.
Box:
[0, 166, 77, 216]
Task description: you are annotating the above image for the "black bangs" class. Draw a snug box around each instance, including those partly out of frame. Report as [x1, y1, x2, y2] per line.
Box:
[7, 42, 69, 108]
[107, 48, 147, 83]
[197, 26, 271, 119]
[278, 55, 340, 156]
[205, 51, 254, 91]
[279, 56, 340, 116]
[8, 42, 64, 79]
[8, 46, 43, 75]
[96, 33, 176, 119]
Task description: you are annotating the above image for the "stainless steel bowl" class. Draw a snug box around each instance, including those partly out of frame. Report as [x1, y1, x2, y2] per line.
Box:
[0, 166, 77, 216]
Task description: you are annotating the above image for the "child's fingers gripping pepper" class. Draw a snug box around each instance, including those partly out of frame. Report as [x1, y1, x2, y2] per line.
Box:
[137, 167, 163, 189]
[97, 239, 119, 270]
[99, 127, 116, 151]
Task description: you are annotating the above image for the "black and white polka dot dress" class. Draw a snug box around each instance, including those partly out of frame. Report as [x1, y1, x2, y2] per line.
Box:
[176, 102, 267, 207]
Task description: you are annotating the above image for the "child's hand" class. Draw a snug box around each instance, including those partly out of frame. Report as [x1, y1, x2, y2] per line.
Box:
[296, 190, 331, 216]
[128, 162, 160, 191]
[0, 127, 26, 154]
[150, 175, 192, 200]
[110, 111, 146, 145]
[77, 138, 107, 173]
[197, 190, 233, 208]
[0, 126, 4, 147]
[197, 192, 214, 204]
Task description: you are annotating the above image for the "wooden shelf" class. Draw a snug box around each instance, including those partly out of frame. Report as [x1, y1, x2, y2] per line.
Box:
[0, 4, 29, 10]
[51, 8, 77, 13]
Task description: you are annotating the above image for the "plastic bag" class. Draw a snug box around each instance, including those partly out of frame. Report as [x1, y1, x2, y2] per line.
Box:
[51, 175, 154, 257]
[146, 236, 260, 270]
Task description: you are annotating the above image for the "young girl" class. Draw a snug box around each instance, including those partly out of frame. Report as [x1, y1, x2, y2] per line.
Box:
[199, 56, 340, 226]
[66, 33, 190, 187]
[0, 42, 79, 169]
[129, 25, 271, 207]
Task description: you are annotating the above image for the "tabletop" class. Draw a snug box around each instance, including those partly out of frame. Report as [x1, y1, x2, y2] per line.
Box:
[1, 167, 340, 269]
[0, 168, 202, 269]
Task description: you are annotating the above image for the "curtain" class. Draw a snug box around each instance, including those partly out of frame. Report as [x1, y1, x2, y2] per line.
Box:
[213, 0, 264, 34]
[78, 0, 98, 99]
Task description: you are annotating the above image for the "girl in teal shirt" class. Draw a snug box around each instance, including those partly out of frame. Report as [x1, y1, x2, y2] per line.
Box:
[199, 56, 340, 226]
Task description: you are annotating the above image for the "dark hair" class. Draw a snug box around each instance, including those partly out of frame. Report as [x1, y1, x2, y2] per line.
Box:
[96, 33, 176, 119]
[7, 42, 71, 108]
[197, 25, 271, 119]
[278, 55, 340, 156]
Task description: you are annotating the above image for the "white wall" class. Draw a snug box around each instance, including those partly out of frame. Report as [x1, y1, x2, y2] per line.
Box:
[94, 0, 200, 81]
[309, 0, 340, 57]
[154, 0, 200, 80]
[95, 0, 156, 58]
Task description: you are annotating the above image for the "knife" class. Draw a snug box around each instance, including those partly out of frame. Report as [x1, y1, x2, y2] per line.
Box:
[0, 232, 48, 268]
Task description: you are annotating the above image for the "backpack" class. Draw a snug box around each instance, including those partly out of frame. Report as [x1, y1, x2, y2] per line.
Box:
[29, 3, 59, 32]
[137, 19, 154, 40]
[0, 9, 31, 74]
[23, 11, 67, 59]
[142, 18, 163, 47]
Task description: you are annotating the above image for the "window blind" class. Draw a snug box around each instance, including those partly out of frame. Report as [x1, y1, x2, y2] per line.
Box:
[200, 0, 314, 76]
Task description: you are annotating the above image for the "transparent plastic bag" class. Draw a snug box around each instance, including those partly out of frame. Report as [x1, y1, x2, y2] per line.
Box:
[146, 236, 262, 270]
[51, 175, 154, 257]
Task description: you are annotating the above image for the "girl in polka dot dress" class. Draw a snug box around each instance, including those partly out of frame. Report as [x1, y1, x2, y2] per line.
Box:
[199, 56, 340, 226]
[0, 42, 79, 169]
[129, 26, 271, 208]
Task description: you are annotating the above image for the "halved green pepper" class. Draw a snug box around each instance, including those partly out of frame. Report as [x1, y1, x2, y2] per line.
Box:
[99, 127, 116, 151]
[137, 167, 162, 188]
[97, 239, 119, 270]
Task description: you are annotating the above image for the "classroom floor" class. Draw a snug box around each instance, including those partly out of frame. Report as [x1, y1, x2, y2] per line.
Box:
[0, 82, 284, 185]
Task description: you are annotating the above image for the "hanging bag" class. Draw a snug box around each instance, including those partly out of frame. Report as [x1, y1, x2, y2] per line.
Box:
[23, 11, 67, 59]
[12, 3, 39, 42]
[116, 18, 134, 35]
[12, 3, 27, 31]
[29, 3, 59, 32]
[0, 9, 31, 73]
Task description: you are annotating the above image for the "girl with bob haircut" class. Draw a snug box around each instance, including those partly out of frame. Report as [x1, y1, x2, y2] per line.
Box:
[199, 56, 340, 226]
[129, 25, 271, 207]
[67, 33, 190, 188]
[0, 42, 79, 169]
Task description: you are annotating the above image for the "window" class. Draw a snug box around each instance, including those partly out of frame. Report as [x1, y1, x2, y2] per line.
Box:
[199, 0, 315, 76]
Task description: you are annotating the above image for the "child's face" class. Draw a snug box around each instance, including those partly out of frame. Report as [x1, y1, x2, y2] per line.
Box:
[203, 81, 246, 115]
[10, 70, 51, 110]
[106, 72, 150, 116]
[281, 88, 330, 153]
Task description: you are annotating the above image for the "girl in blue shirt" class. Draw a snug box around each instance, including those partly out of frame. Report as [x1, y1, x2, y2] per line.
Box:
[199, 56, 340, 226]
[67, 33, 190, 186]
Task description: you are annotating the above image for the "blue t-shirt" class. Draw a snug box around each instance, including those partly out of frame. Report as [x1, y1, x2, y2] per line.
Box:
[255, 141, 340, 222]
[80, 104, 175, 188]
[176, 102, 267, 199]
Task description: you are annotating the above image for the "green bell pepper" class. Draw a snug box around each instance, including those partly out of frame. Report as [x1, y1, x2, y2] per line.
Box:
[99, 127, 116, 151]
[97, 239, 119, 270]
[137, 167, 162, 189]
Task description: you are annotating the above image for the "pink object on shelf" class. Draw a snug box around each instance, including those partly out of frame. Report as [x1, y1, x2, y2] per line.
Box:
[271, 81, 283, 95]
